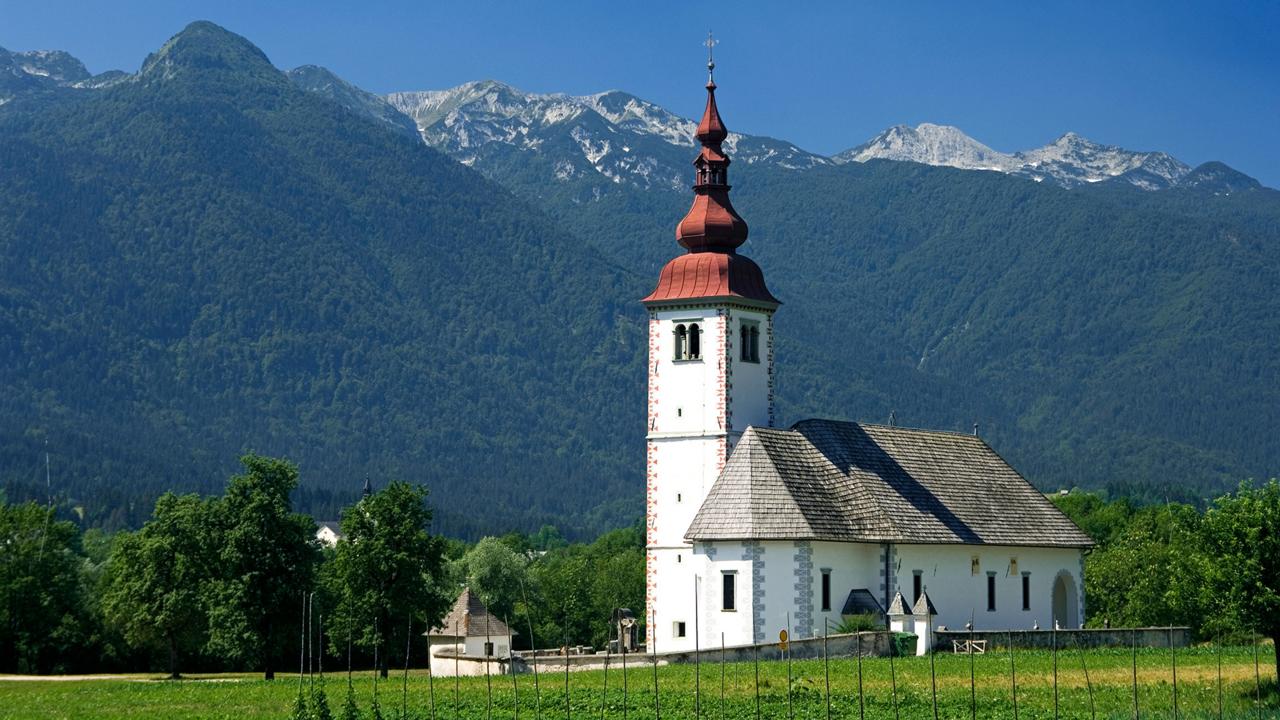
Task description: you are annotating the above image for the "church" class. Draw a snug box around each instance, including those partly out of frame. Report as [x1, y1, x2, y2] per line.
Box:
[642, 57, 1093, 653]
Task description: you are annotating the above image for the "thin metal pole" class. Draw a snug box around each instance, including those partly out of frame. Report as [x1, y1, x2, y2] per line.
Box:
[486, 622, 493, 720]
[695, 578, 701, 720]
[929, 640, 939, 720]
[1132, 628, 1140, 720]
[1078, 635, 1095, 720]
[1215, 629, 1223, 720]
[508, 617, 517, 720]
[1254, 630, 1262, 720]
[403, 616, 412, 720]
[889, 632, 900, 720]
[373, 617, 380, 712]
[525, 604, 540, 720]
[720, 632, 726, 720]
[601, 643, 609, 720]
[318, 614, 324, 680]
[753, 640, 760, 720]
[856, 631, 864, 720]
[308, 592, 315, 689]
[455, 618, 461, 720]
[1052, 622, 1059, 720]
[1008, 631, 1018, 720]
[1170, 625, 1178, 720]
[786, 611, 793, 720]
[823, 620, 830, 720]
[621, 633, 629, 720]
[651, 609, 660, 720]
[969, 621, 975, 720]
[298, 592, 306, 699]
[426, 623, 436, 720]
[563, 628, 570, 720]
[518, 582, 542, 720]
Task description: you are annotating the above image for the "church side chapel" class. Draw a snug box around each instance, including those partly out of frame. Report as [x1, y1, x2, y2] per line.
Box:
[643, 44, 1093, 653]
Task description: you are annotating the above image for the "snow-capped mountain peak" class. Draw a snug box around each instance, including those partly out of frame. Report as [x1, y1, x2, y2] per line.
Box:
[838, 123, 1015, 172]
[836, 123, 1193, 189]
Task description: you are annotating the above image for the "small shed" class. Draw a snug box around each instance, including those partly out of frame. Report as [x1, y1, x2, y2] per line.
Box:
[426, 589, 517, 676]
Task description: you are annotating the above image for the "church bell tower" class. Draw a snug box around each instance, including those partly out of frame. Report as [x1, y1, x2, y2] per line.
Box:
[641, 40, 779, 652]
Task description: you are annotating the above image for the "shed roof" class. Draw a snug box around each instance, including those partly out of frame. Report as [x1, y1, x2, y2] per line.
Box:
[428, 588, 515, 639]
[685, 419, 1092, 548]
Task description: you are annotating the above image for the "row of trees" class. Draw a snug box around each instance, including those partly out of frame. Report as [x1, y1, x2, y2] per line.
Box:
[1052, 479, 1280, 679]
[0, 453, 644, 677]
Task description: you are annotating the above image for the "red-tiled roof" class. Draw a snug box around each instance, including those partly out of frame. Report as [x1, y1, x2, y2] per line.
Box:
[642, 251, 778, 305]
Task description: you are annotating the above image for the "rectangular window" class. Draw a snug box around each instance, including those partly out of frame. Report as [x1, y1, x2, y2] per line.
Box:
[987, 573, 997, 612]
[674, 621, 686, 638]
[913, 572, 922, 604]
[739, 321, 760, 363]
[722, 572, 736, 611]
[1022, 574, 1031, 611]
[484, 641, 495, 656]
[821, 570, 832, 611]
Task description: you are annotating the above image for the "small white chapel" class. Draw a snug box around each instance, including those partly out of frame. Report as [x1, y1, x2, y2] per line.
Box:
[642, 54, 1093, 654]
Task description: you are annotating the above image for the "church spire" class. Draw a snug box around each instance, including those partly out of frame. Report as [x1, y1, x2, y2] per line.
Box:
[642, 41, 777, 306]
[675, 34, 748, 254]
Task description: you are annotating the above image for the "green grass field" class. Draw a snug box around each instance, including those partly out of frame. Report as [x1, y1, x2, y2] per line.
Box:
[0, 646, 1275, 719]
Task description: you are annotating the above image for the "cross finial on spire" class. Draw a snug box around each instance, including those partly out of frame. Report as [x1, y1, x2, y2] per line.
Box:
[705, 31, 718, 83]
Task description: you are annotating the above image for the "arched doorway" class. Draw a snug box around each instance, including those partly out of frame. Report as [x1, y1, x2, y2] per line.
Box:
[1052, 571, 1079, 628]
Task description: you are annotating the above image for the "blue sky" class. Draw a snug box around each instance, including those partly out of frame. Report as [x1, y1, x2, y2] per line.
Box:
[3, 0, 1278, 186]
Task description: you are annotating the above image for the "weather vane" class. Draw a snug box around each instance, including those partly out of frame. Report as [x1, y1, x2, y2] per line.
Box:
[705, 30, 718, 82]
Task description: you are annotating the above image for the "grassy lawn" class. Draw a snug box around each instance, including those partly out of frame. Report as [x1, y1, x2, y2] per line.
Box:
[0, 646, 1274, 719]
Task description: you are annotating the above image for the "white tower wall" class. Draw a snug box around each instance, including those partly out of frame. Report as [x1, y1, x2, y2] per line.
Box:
[645, 302, 775, 652]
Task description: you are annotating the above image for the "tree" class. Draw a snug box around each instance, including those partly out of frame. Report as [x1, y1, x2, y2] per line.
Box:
[1080, 502, 1209, 631]
[0, 501, 87, 673]
[1199, 479, 1280, 680]
[459, 537, 528, 621]
[101, 493, 213, 678]
[327, 481, 447, 677]
[204, 454, 320, 680]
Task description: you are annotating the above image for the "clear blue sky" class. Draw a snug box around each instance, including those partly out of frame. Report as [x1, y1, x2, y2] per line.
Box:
[4, 0, 1278, 186]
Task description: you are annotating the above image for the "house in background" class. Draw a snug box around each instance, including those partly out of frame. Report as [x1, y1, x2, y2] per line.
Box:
[315, 521, 342, 547]
[426, 588, 517, 676]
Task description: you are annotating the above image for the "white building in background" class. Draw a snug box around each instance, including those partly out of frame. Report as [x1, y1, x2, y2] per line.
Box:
[315, 521, 342, 547]
[426, 588, 515, 677]
[643, 62, 1092, 653]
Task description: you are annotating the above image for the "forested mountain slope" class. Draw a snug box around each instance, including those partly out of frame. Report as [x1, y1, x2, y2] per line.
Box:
[0, 22, 647, 535]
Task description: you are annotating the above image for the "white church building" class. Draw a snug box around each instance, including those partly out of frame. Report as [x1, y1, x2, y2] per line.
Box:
[642, 60, 1092, 653]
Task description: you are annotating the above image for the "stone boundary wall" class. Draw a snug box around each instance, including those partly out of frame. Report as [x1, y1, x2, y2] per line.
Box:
[514, 632, 894, 673]
[936, 627, 1191, 651]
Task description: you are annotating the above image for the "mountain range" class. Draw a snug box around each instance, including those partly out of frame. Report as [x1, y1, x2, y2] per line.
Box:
[1, 22, 1277, 537]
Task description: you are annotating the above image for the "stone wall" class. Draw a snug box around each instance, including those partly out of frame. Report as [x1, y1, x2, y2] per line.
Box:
[936, 627, 1191, 651]
[657, 631, 893, 665]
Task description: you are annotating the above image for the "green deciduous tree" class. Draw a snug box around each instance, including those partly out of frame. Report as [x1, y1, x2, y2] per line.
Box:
[101, 493, 213, 678]
[205, 454, 320, 680]
[0, 501, 88, 673]
[1199, 479, 1280, 680]
[459, 536, 528, 621]
[327, 481, 447, 677]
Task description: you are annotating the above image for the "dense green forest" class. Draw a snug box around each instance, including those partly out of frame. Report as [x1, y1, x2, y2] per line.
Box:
[0, 22, 644, 536]
[1, 21, 1278, 537]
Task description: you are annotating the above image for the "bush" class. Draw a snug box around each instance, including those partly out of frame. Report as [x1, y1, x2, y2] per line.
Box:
[834, 613, 882, 633]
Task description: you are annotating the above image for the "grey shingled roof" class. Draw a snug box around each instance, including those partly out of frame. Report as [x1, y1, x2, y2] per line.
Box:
[886, 591, 909, 616]
[685, 419, 1092, 548]
[427, 588, 515, 639]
